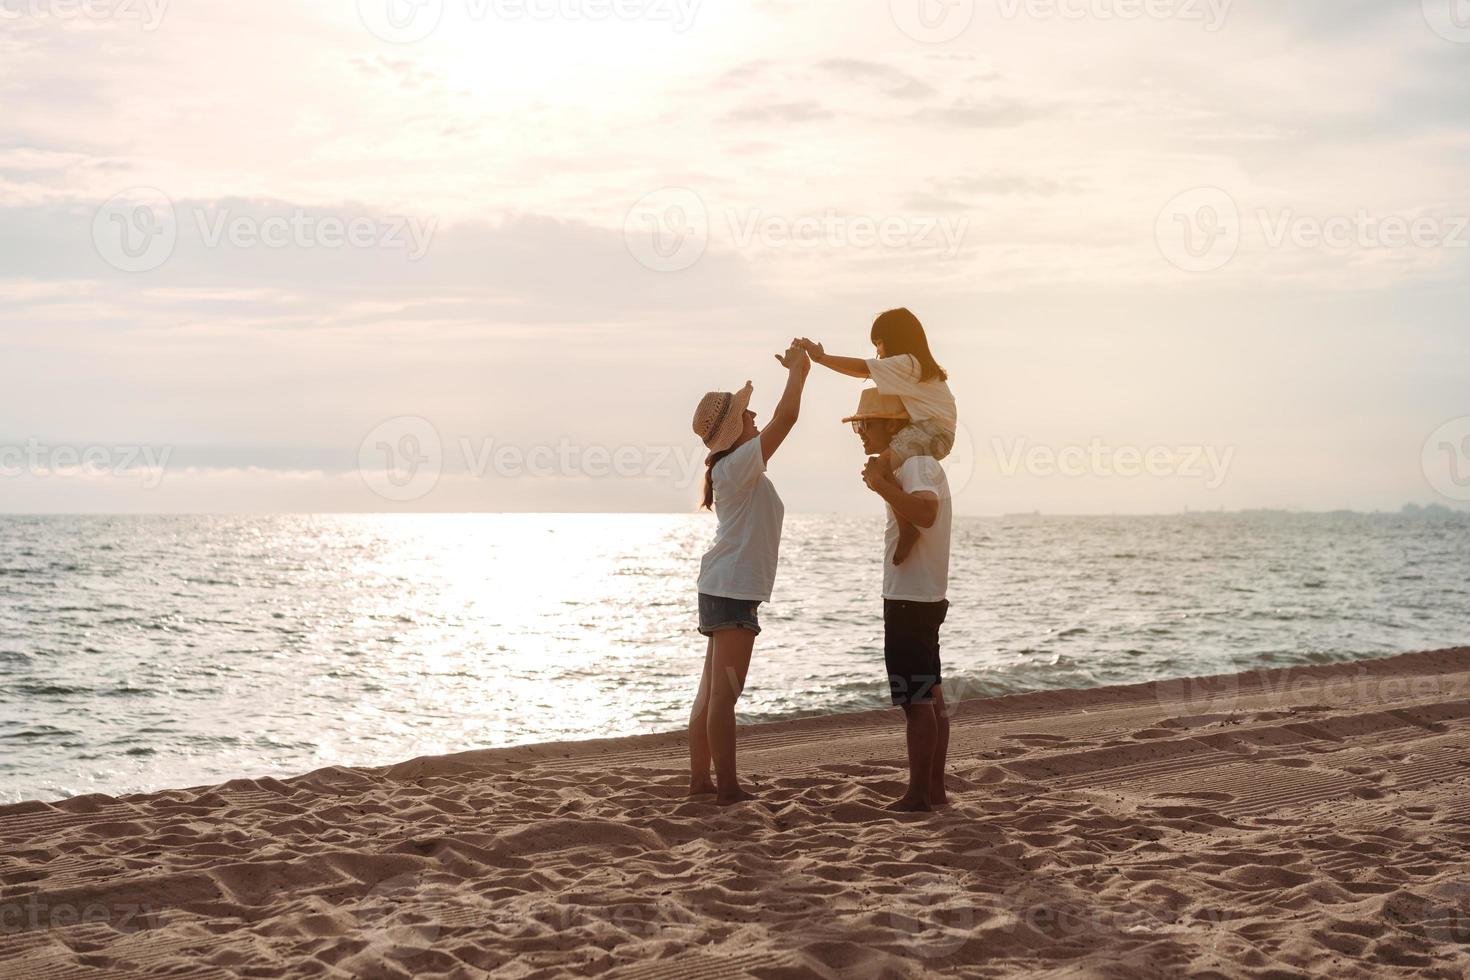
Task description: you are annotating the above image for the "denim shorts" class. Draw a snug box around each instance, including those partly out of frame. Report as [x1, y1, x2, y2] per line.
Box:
[697, 593, 762, 637]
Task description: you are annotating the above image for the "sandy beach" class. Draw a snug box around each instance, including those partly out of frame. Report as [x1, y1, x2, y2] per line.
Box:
[3, 646, 1469, 978]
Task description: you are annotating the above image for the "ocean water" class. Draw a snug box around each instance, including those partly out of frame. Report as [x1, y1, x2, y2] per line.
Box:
[1, 512, 1467, 804]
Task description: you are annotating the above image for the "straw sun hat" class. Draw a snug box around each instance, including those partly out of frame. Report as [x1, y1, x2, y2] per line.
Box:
[692, 381, 754, 453]
[841, 388, 909, 425]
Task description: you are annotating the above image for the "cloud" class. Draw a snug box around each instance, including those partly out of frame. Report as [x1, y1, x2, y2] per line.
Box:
[815, 58, 936, 100]
[0, 197, 767, 323]
[912, 98, 1048, 128]
[723, 100, 833, 124]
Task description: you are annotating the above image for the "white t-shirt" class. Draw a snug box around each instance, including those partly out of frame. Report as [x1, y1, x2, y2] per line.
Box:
[883, 456, 952, 602]
[697, 438, 786, 602]
[866, 354, 958, 429]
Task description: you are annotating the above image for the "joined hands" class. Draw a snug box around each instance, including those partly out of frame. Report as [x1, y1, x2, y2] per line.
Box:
[774, 338, 811, 375]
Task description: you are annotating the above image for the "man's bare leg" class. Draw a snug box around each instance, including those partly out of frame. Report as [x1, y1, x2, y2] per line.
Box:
[929, 684, 950, 805]
[687, 637, 717, 796]
[708, 628, 756, 804]
[888, 702, 937, 812]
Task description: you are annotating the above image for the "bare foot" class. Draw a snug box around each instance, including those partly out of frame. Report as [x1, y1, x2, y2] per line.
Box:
[687, 781, 717, 797]
[893, 520, 919, 566]
[886, 794, 931, 813]
[716, 787, 757, 805]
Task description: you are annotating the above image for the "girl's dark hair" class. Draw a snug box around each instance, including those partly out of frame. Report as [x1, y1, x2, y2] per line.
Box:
[871, 307, 946, 383]
[700, 448, 735, 510]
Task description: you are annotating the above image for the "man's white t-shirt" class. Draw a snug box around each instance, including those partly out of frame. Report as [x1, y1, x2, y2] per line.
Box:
[883, 456, 952, 602]
[865, 354, 958, 429]
[697, 438, 785, 602]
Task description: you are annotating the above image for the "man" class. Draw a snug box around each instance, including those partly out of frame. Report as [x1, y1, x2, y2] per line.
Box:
[845, 388, 954, 812]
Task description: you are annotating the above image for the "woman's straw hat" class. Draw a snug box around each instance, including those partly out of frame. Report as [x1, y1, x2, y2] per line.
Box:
[841, 387, 909, 424]
[692, 381, 753, 453]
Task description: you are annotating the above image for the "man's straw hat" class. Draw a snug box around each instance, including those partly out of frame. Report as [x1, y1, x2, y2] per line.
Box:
[692, 381, 753, 453]
[842, 387, 909, 424]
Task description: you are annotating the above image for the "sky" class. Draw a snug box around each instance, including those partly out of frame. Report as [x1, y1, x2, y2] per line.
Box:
[2, 0, 1468, 515]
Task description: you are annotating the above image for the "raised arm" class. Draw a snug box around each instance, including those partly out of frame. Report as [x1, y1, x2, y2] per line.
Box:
[759, 343, 810, 461]
[798, 339, 870, 380]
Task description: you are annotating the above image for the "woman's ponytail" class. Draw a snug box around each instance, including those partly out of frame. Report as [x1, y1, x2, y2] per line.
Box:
[700, 448, 734, 510]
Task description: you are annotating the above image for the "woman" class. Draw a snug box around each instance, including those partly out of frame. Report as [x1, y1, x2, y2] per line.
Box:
[687, 340, 809, 803]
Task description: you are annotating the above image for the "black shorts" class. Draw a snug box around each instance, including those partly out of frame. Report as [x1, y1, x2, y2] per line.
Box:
[883, 598, 948, 706]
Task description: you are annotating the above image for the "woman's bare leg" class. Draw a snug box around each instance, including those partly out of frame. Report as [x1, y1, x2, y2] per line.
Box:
[708, 628, 756, 804]
[688, 637, 716, 795]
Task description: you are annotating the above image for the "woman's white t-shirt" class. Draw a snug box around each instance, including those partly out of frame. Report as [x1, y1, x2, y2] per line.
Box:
[697, 438, 785, 602]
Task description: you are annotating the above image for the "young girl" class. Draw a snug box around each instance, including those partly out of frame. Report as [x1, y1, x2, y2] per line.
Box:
[801, 307, 956, 565]
[686, 340, 810, 804]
